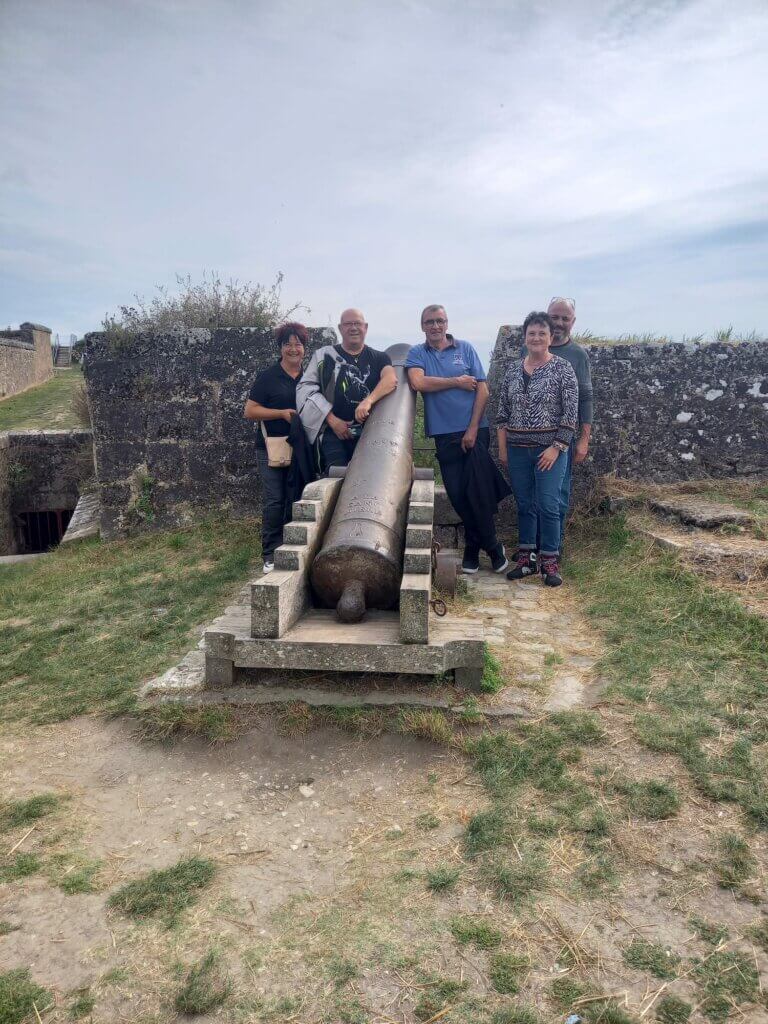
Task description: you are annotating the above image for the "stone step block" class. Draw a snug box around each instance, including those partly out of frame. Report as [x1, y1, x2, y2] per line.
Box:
[404, 548, 431, 575]
[400, 572, 431, 644]
[407, 501, 434, 525]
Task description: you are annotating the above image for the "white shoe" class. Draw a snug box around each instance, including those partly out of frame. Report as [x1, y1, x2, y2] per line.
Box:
[263, 560, 274, 574]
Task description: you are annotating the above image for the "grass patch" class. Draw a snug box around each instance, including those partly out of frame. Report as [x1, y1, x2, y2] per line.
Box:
[415, 812, 440, 830]
[0, 921, 19, 936]
[0, 517, 261, 723]
[491, 1007, 540, 1024]
[174, 950, 232, 1015]
[575, 852, 618, 896]
[692, 950, 759, 1021]
[620, 780, 681, 820]
[483, 854, 548, 905]
[689, 917, 729, 946]
[414, 976, 468, 1020]
[0, 368, 84, 430]
[489, 951, 529, 994]
[0, 793, 61, 833]
[0, 853, 41, 882]
[450, 916, 503, 949]
[569, 517, 768, 828]
[0, 968, 52, 1024]
[68, 989, 96, 1018]
[622, 937, 680, 979]
[107, 855, 216, 925]
[58, 860, 101, 895]
[426, 865, 460, 892]
[655, 996, 692, 1024]
[326, 956, 358, 987]
[464, 806, 510, 857]
[712, 832, 758, 897]
[136, 704, 242, 744]
[397, 707, 456, 746]
[481, 645, 505, 693]
[748, 915, 768, 953]
[550, 976, 589, 1009]
[323, 705, 386, 737]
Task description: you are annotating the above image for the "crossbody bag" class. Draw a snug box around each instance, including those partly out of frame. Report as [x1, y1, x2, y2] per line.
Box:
[260, 421, 292, 468]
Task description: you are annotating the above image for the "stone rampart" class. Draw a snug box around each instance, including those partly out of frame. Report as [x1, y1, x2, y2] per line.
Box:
[83, 327, 334, 539]
[83, 326, 768, 541]
[488, 327, 768, 492]
[0, 323, 54, 399]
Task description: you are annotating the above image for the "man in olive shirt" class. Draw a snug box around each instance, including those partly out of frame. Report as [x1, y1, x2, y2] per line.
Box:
[544, 297, 594, 550]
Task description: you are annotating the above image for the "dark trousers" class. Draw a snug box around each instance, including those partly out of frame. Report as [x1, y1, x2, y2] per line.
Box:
[320, 429, 360, 475]
[434, 427, 499, 553]
[256, 448, 291, 560]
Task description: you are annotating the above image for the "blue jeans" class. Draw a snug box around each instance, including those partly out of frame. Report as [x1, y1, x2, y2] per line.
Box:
[535, 440, 573, 553]
[507, 445, 569, 558]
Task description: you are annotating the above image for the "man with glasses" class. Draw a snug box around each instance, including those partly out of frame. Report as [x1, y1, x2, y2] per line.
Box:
[535, 297, 594, 551]
[296, 308, 397, 472]
[406, 305, 509, 574]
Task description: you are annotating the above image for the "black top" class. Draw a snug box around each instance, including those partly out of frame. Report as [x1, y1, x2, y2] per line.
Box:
[249, 362, 301, 450]
[331, 344, 392, 422]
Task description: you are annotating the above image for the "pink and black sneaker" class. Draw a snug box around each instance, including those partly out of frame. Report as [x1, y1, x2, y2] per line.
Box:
[506, 551, 538, 580]
[540, 556, 563, 587]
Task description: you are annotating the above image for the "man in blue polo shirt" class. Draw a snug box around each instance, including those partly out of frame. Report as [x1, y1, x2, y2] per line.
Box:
[406, 305, 508, 574]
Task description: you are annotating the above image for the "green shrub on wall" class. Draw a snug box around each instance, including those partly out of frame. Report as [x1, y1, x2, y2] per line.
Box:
[101, 271, 304, 346]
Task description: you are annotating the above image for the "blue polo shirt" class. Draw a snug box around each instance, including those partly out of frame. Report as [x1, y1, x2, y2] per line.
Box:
[405, 336, 489, 437]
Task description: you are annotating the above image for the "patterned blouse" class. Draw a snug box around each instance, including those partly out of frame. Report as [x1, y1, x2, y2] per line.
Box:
[495, 355, 579, 448]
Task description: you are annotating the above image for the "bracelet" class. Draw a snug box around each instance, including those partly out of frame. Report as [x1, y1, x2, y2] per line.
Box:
[553, 441, 569, 453]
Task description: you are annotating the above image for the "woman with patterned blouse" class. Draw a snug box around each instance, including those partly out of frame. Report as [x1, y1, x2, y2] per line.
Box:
[496, 311, 579, 587]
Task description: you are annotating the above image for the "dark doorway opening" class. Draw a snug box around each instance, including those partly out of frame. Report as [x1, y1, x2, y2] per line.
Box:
[18, 509, 74, 553]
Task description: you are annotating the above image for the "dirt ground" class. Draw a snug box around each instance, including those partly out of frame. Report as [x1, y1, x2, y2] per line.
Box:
[2, 571, 768, 1022]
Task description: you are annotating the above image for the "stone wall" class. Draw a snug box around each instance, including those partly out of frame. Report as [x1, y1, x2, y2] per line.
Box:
[82, 325, 768, 541]
[0, 323, 54, 399]
[0, 437, 13, 554]
[488, 327, 768, 493]
[83, 327, 334, 539]
[0, 430, 94, 554]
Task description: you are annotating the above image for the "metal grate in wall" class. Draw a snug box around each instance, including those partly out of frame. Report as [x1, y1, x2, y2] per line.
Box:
[18, 509, 73, 553]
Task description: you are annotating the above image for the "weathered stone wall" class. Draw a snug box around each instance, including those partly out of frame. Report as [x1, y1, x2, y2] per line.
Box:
[0, 430, 94, 554]
[83, 325, 768, 541]
[488, 327, 768, 493]
[0, 323, 54, 399]
[83, 327, 334, 539]
[0, 437, 13, 554]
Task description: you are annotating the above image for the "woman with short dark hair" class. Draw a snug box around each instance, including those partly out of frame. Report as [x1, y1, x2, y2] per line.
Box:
[496, 311, 578, 587]
[244, 322, 308, 573]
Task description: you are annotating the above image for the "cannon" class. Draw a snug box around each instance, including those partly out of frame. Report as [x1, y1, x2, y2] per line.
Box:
[311, 342, 415, 622]
[198, 343, 485, 693]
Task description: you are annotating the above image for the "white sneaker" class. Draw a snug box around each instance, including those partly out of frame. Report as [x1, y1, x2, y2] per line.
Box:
[263, 560, 274, 574]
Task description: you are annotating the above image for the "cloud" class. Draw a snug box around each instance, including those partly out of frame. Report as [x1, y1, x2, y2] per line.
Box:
[0, 0, 766, 353]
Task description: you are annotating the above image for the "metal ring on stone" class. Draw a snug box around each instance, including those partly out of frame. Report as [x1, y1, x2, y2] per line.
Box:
[430, 598, 447, 617]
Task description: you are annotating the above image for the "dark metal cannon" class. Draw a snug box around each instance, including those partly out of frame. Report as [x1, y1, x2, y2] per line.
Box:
[310, 342, 415, 621]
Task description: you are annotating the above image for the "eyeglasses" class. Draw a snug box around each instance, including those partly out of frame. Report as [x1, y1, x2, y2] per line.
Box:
[340, 321, 365, 329]
[423, 318, 447, 327]
[550, 297, 576, 311]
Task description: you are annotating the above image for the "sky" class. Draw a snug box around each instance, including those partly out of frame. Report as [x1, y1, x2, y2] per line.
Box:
[1, 0, 767, 365]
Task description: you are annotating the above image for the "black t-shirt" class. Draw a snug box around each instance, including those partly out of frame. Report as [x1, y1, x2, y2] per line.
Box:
[331, 345, 392, 422]
[249, 362, 300, 450]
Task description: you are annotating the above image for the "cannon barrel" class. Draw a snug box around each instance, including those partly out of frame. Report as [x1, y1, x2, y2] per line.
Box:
[310, 343, 416, 620]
